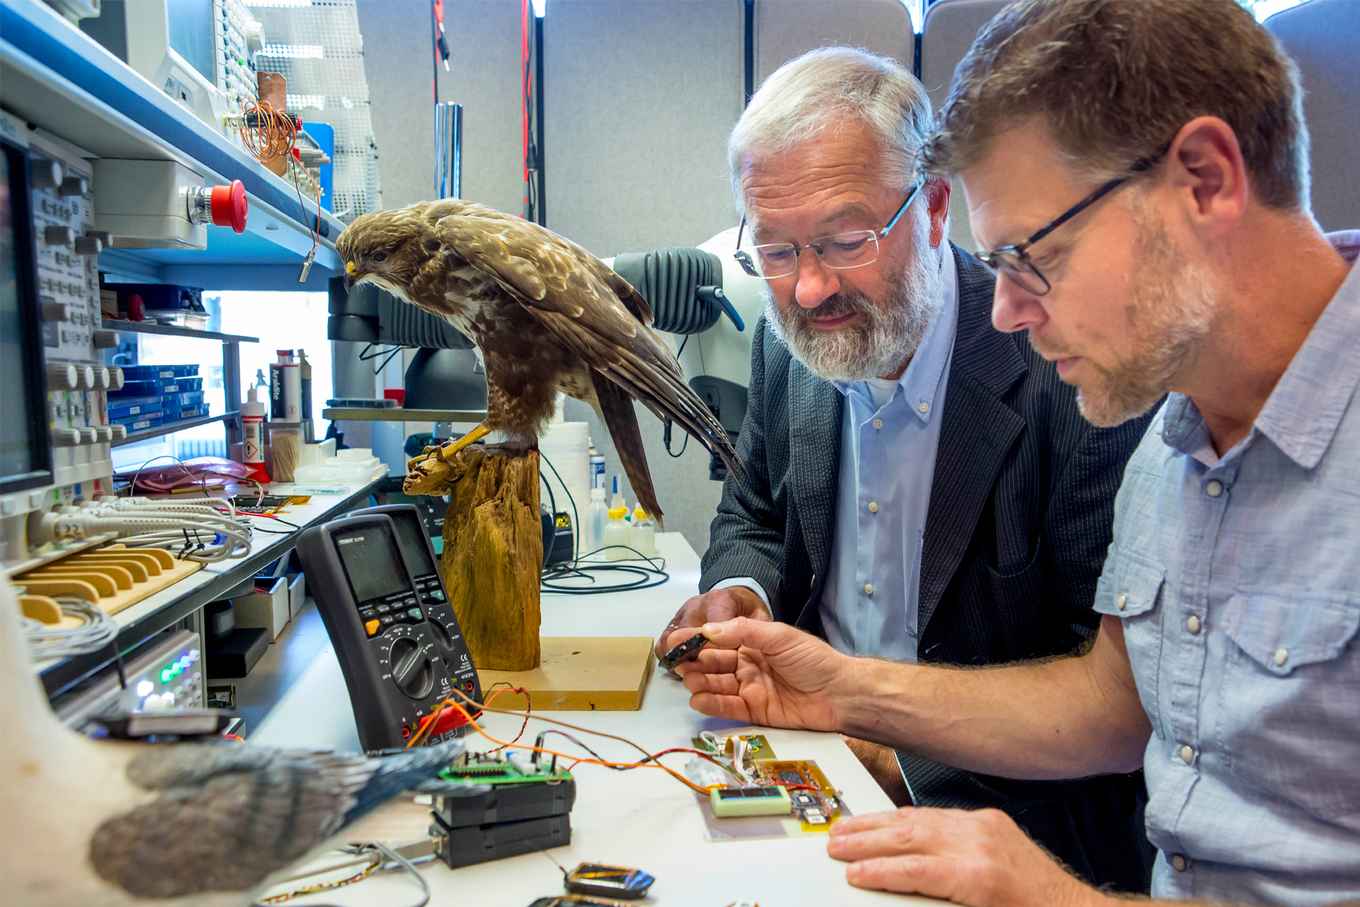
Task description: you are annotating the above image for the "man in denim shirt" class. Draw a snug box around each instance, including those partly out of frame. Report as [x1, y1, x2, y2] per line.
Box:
[674, 1, 1359, 905]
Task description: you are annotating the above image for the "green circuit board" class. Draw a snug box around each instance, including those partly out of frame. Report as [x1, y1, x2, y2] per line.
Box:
[437, 752, 573, 786]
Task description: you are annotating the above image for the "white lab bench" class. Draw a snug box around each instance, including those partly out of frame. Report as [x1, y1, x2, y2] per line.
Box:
[254, 532, 942, 907]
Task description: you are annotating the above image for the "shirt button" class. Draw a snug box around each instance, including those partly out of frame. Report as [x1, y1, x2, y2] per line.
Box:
[1178, 744, 1196, 765]
[1186, 614, 1202, 635]
[1116, 592, 1128, 611]
[917, 401, 930, 415]
[1171, 854, 1190, 872]
[863, 583, 875, 597]
[867, 501, 880, 514]
[872, 418, 884, 430]
[1274, 647, 1288, 667]
[1205, 479, 1225, 497]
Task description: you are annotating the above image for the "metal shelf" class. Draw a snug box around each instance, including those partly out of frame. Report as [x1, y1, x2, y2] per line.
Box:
[102, 320, 259, 344]
[323, 407, 488, 423]
[37, 478, 384, 699]
[114, 412, 239, 448]
[0, 0, 345, 288]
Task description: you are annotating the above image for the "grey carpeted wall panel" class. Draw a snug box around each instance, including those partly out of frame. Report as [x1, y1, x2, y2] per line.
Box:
[546, 0, 745, 552]
[755, 0, 914, 86]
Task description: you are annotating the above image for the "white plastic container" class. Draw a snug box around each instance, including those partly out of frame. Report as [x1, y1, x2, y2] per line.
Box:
[585, 486, 608, 556]
[539, 420, 591, 521]
[630, 505, 656, 557]
[588, 440, 605, 490]
[291, 447, 385, 485]
[241, 385, 270, 484]
[602, 506, 631, 560]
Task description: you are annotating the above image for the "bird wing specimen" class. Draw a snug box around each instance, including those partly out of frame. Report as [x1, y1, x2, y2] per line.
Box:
[429, 204, 743, 521]
[88, 739, 463, 899]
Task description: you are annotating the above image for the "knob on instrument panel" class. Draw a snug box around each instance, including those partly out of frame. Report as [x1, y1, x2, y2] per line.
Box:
[30, 157, 62, 190]
[389, 636, 435, 700]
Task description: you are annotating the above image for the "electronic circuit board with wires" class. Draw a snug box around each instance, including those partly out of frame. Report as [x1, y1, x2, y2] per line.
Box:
[435, 751, 573, 786]
[424, 751, 577, 846]
[688, 732, 851, 841]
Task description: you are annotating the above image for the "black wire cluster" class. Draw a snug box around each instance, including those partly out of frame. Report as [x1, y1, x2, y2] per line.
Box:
[537, 450, 671, 595]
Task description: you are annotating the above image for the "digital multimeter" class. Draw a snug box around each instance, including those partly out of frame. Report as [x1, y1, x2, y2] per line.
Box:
[296, 505, 481, 752]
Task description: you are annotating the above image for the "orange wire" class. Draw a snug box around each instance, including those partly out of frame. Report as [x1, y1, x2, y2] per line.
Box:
[238, 98, 297, 162]
[407, 683, 520, 749]
[408, 686, 729, 795]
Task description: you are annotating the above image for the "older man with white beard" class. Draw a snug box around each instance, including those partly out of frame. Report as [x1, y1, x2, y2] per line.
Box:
[656, 47, 1156, 892]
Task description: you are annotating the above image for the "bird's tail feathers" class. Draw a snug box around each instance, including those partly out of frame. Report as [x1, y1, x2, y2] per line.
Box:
[592, 373, 666, 528]
[611, 356, 745, 484]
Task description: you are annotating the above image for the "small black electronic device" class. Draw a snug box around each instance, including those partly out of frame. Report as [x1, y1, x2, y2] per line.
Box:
[86, 707, 236, 741]
[430, 812, 572, 869]
[660, 633, 710, 673]
[563, 863, 655, 900]
[296, 506, 480, 751]
[527, 897, 621, 907]
[541, 508, 574, 567]
[354, 503, 481, 692]
[427, 752, 576, 827]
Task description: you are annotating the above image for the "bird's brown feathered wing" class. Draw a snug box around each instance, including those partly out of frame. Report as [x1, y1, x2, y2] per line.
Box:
[426, 204, 742, 523]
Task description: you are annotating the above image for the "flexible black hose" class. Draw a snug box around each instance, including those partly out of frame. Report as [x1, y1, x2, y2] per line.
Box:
[611, 247, 724, 334]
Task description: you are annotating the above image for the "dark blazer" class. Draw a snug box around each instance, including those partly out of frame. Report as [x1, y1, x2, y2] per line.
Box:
[701, 245, 1155, 892]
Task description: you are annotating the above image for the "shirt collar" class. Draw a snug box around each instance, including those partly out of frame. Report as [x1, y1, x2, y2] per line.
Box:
[1162, 230, 1360, 468]
[1252, 230, 1360, 468]
[833, 246, 959, 424]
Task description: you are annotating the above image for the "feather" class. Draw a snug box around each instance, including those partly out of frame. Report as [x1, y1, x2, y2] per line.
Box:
[88, 739, 463, 898]
[593, 372, 665, 524]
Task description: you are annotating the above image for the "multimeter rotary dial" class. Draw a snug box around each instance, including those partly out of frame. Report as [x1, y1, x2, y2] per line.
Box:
[381, 628, 436, 700]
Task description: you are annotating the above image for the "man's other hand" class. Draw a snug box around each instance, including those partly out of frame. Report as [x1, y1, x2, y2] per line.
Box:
[655, 585, 772, 657]
[827, 806, 1106, 907]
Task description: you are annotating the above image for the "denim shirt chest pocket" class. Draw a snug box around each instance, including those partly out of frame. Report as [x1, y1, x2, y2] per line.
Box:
[1217, 589, 1360, 818]
[1094, 553, 1166, 723]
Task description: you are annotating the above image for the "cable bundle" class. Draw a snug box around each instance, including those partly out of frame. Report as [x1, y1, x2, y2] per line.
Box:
[237, 98, 299, 164]
[37, 497, 254, 563]
[22, 597, 118, 658]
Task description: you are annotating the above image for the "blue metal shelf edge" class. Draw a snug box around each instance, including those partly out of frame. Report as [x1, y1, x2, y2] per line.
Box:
[0, 0, 347, 267]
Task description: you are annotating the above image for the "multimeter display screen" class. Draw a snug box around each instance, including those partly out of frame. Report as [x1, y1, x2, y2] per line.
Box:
[334, 525, 408, 603]
[390, 510, 437, 575]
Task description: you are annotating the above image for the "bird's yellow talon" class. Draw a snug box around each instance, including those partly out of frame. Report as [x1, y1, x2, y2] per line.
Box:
[429, 423, 493, 464]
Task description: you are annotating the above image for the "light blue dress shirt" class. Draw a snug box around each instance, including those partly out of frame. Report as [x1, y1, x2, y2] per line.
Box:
[1094, 231, 1360, 906]
[717, 251, 958, 661]
[820, 250, 957, 659]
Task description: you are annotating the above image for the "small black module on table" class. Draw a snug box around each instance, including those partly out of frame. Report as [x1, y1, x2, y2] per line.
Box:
[426, 752, 576, 868]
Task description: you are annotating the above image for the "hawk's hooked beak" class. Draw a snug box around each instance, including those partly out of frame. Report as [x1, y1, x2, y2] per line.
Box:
[344, 259, 357, 289]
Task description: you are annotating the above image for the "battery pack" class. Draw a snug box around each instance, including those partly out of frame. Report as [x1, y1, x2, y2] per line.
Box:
[430, 776, 576, 827]
[430, 812, 572, 869]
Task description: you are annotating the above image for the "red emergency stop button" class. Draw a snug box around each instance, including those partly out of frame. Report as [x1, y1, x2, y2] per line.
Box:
[210, 179, 248, 233]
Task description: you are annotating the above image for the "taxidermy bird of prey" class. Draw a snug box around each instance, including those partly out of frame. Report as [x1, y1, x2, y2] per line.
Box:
[337, 198, 743, 523]
[0, 579, 462, 906]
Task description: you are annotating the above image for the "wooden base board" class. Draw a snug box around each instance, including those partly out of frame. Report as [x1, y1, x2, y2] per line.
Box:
[13, 545, 203, 617]
[477, 636, 655, 711]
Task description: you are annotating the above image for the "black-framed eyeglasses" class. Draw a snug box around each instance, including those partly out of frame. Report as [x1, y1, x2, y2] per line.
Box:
[976, 151, 1166, 296]
[733, 180, 926, 280]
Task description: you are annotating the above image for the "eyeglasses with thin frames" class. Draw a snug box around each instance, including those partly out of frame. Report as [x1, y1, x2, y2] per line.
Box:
[733, 180, 926, 280]
[976, 151, 1166, 296]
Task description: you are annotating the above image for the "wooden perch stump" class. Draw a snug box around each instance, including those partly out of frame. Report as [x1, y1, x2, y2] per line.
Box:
[404, 444, 542, 671]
